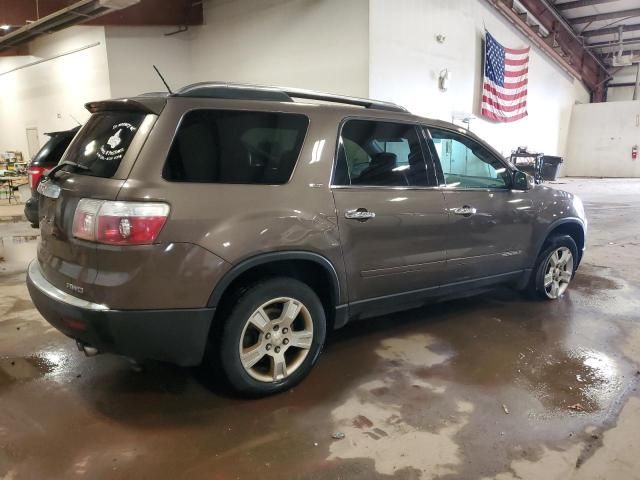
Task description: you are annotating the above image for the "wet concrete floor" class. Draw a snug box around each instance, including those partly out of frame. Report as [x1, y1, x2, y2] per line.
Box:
[1, 178, 639, 479]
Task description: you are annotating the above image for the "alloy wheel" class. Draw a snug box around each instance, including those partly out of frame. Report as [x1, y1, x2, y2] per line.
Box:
[543, 246, 574, 299]
[239, 297, 314, 382]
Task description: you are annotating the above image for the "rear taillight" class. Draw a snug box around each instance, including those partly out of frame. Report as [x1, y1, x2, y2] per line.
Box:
[28, 166, 46, 189]
[72, 199, 170, 245]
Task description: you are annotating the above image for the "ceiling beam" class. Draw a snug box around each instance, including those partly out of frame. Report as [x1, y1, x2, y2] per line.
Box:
[0, 0, 202, 28]
[599, 48, 640, 59]
[85, 0, 203, 26]
[586, 38, 640, 49]
[1, 1, 113, 50]
[608, 82, 638, 87]
[483, 0, 609, 100]
[557, 0, 620, 11]
[582, 22, 640, 38]
[0, 45, 29, 57]
[569, 7, 640, 25]
[0, 1, 76, 26]
[492, 0, 611, 100]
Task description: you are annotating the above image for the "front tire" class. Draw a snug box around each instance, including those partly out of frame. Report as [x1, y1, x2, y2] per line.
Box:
[217, 277, 326, 396]
[529, 234, 578, 300]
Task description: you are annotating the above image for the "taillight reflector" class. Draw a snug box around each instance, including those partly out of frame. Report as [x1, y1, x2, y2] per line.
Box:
[72, 199, 170, 245]
[28, 166, 46, 190]
[62, 318, 87, 331]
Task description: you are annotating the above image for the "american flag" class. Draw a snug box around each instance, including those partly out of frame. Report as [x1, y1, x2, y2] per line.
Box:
[481, 32, 530, 123]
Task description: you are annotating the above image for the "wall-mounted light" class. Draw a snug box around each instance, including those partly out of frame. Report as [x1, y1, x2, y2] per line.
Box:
[438, 69, 451, 92]
[0, 25, 11, 31]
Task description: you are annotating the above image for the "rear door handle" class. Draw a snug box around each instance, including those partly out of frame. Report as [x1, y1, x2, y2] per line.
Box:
[451, 205, 477, 217]
[345, 208, 376, 221]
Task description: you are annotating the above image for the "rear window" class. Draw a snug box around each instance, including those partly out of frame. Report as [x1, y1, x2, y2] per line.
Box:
[32, 134, 74, 167]
[61, 111, 146, 178]
[163, 110, 308, 184]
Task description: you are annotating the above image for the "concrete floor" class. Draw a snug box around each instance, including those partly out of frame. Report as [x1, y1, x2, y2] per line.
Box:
[1, 178, 639, 480]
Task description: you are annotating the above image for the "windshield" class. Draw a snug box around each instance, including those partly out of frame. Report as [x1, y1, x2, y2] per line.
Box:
[61, 111, 146, 178]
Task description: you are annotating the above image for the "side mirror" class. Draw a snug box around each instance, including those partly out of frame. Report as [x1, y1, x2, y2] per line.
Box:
[513, 170, 533, 190]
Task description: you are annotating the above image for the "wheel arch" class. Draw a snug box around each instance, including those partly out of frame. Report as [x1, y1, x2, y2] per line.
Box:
[535, 218, 585, 266]
[207, 251, 345, 330]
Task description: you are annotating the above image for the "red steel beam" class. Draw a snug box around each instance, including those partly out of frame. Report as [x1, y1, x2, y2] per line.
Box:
[0, 0, 202, 28]
[0, 44, 29, 56]
[484, 0, 609, 101]
[85, 0, 203, 26]
[520, 0, 609, 99]
[1, 1, 77, 26]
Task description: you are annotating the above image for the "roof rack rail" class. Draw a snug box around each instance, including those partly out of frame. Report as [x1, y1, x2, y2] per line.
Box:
[175, 82, 408, 113]
[282, 87, 408, 113]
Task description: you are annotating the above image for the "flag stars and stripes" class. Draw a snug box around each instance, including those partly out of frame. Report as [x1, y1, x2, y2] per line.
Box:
[481, 32, 530, 123]
[485, 33, 506, 86]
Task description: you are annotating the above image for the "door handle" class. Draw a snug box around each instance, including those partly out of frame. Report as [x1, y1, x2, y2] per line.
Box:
[451, 205, 477, 217]
[345, 208, 376, 221]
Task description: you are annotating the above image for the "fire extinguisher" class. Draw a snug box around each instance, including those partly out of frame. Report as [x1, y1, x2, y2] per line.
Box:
[633, 145, 638, 161]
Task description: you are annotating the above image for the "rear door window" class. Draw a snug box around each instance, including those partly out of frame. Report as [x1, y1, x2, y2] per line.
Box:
[163, 110, 309, 184]
[333, 119, 436, 187]
[62, 111, 146, 178]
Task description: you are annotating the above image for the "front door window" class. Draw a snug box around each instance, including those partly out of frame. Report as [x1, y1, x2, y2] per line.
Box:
[428, 128, 510, 189]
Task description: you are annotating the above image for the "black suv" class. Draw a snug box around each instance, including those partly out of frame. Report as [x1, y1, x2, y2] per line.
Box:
[24, 127, 79, 227]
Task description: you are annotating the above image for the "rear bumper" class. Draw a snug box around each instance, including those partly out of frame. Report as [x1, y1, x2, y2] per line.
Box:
[26, 260, 214, 366]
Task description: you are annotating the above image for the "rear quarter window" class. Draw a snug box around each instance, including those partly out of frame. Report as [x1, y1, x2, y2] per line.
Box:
[62, 111, 146, 178]
[163, 110, 308, 184]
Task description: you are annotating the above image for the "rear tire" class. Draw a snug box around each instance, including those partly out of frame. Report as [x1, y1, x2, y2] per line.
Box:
[528, 234, 578, 300]
[217, 277, 326, 396]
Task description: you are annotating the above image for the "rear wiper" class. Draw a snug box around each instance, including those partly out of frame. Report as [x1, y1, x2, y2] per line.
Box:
[45, 160, 90, 179]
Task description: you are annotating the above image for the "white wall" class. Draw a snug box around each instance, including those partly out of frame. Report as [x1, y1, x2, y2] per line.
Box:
[0, 0, 607, 177]
[369, 0, 590, 159]
[564, 101, 640, 177]
[608, 86, 636, 102]
[0, 27, 110, 157]
[189, 0, 370, 97]
[606, 65, 638, 102]
[105, 26, 192, 97]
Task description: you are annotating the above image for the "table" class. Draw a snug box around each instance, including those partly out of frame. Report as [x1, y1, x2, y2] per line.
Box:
[0, 176, 28, 204]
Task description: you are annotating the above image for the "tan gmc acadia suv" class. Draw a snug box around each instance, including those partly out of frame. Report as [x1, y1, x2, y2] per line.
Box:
[27, 82, 587, 396]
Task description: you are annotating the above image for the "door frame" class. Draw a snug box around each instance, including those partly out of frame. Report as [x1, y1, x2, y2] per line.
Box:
[421, 124, 534, 282]
[329, 115, 449, 314]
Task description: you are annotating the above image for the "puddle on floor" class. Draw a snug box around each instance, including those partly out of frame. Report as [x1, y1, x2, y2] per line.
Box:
[0, 354, 58, 389]
[0, 233, 39, 274]
[572, 272, 622, 293]
[520, 348, 622, 413]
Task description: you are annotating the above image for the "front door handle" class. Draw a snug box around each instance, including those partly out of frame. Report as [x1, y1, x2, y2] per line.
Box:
[345, 208, 376, 221]
[451, 205, 477, 217]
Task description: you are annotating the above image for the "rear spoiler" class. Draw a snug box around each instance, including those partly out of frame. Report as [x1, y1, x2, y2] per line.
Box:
[44, 125, 81, 137]
[85, 96, 167, 116]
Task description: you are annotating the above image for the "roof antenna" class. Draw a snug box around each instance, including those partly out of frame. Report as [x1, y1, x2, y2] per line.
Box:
[153, 65, 173, 94]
